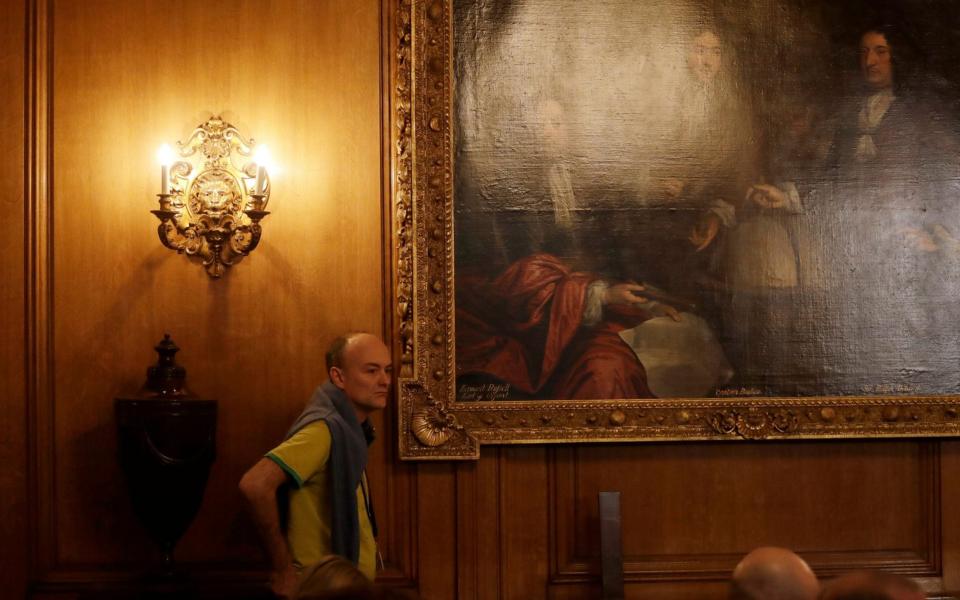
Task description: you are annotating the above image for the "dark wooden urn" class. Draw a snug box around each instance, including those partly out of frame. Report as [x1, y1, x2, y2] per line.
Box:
[115, 335, 217, 576]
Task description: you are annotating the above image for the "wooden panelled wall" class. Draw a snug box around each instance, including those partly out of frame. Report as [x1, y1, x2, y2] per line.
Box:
[3, 1, 960, 598]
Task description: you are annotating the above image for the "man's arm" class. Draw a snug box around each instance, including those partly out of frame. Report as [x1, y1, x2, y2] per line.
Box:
[238, 458, 297, 598]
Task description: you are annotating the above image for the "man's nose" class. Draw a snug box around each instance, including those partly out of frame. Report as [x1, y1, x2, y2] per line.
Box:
[865, 50, 878, 66]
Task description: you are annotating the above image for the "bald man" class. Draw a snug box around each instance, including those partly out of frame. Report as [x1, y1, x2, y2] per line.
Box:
[240, 333, 392, 598]
[730, 547, 820, 600]
[819, 571, 925, 600]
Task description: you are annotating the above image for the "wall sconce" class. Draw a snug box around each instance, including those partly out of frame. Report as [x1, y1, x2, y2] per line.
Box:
[151, 116, 273, 278]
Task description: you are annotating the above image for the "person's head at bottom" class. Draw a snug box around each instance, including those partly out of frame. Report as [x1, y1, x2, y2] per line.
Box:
[295, 554, 371, 598]
[298, 583, 420, 600]
[819, 570, 924, 600]
[730, 546, 820, 600]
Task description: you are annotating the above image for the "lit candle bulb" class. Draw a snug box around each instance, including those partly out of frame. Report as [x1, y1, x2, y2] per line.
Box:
[256, 165, 266, 195]
[156, 144, 174, 195]
[253, 145, 271, 194]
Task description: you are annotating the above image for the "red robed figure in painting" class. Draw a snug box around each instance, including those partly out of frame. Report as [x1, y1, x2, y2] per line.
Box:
[456, 253, 662, 400]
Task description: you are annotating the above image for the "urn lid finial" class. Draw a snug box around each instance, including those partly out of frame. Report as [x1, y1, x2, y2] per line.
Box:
[144, 334, 189, 397]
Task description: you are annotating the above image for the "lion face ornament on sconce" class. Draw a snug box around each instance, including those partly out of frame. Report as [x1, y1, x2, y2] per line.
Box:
[152, 116, 274, 278]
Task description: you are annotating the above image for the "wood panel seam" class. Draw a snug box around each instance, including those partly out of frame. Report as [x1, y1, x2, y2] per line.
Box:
[25, 0, 55, 582]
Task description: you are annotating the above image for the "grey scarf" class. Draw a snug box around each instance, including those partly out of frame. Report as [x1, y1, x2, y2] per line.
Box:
[284, 381, 377, 565]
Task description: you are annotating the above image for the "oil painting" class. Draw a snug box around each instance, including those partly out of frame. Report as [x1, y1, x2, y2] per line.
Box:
[389, 0, 960, 457]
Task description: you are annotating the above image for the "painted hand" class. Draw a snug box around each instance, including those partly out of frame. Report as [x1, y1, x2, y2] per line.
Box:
[899, 227, 939, 253]
[607, 283, 682, 322]
[661, 178, 686, 200]
[603, 283, 646, 306]
[648, 302, 681, 322]
[748, 183, 788, 209]
[932, 224, 959, 251]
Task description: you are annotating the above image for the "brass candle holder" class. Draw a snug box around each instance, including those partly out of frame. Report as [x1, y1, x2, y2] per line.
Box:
[152, 116, 272, 278]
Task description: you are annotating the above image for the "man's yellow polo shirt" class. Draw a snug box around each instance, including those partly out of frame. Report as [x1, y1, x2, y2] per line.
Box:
[266, 421, 376, 580]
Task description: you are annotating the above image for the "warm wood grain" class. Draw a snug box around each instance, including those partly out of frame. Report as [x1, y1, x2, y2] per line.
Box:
[409, 441, 943, 599]
[420, 441, 946, 599]
[555, 442, 937, 580]
[1, 0, 28, 598]
[416, 463, 458, 600]
[941, 440, 960, 593]
[42, 0, 386, 574]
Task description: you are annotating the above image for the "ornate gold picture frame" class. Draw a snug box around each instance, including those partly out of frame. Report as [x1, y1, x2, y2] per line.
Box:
[386, 0, 960, 459]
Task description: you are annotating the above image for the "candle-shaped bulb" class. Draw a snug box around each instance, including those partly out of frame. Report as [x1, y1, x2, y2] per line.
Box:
[253, 145, 272, 194]
[156, 144, 175, 195]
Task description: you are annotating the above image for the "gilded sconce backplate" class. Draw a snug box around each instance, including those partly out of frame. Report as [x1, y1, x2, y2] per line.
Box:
[151, 116, 271, 278]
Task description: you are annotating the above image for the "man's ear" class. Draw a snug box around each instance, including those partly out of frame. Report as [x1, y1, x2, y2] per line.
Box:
[329, 367, 346, 389]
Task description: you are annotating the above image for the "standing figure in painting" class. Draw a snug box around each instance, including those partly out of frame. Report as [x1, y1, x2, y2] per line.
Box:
[827, 25, 960, 394]
[704, 94, 832, 395]
[624, 23, 759, 393]
[455, 99, 681, 401]
[731, 25, 960, 395]
[656, 24, 758, 287]
[517, 99, 582, 265]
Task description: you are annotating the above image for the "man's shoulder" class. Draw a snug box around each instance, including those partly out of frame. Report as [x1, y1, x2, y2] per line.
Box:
[270, 420, 333, 461]
[266, 420, 333, 486]
[291, 419, 331, 437]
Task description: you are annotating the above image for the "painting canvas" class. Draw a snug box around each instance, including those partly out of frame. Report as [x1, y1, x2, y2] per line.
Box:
[388, 0, 960, 457]
[452, 0, 960, 400]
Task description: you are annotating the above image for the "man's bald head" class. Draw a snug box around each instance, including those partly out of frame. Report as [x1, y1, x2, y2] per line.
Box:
[325, 332, 392, 419]
[326, 332, 373, 374]
[730, 547, 819, 600]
